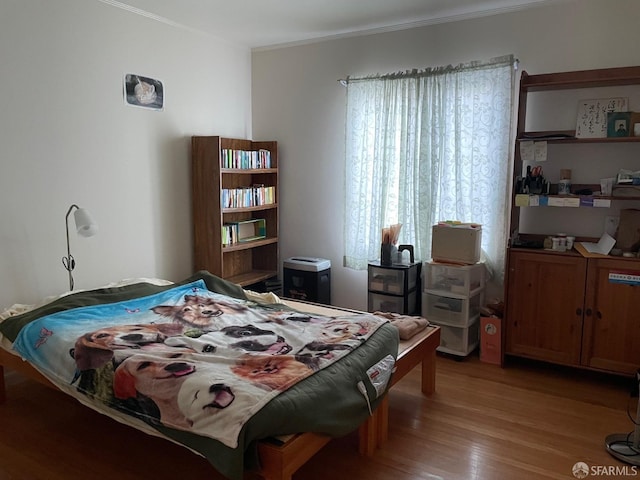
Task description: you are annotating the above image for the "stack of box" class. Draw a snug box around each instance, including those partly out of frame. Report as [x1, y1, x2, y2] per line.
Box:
[424, 223, 485, 356]
[422, 262, 485, 356]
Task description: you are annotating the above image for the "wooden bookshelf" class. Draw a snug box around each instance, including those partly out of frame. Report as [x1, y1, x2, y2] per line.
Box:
[192, 136, 279, 287]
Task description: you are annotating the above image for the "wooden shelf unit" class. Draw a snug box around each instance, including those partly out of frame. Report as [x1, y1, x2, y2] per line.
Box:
[518, 133, 640, 144]
[192, 136, 279, 287]
[510, 66, 640, 239]
[504, 66, 640, 375]
[517, 66, 640, 91]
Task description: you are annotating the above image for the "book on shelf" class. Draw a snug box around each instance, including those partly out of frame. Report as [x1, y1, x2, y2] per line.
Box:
[222, 218, 267, 245]
[221, 148, 271, 169]
[221, 185, 275, 209]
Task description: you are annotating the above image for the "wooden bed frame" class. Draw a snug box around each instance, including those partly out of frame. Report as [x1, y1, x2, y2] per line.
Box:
[0, 325, 439, 480]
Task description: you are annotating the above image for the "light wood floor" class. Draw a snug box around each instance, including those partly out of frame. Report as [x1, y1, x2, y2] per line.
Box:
[0, 353, 635, 480]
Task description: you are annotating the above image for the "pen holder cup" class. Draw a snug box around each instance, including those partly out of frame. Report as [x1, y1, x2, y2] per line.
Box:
[380, 244, 397, 266]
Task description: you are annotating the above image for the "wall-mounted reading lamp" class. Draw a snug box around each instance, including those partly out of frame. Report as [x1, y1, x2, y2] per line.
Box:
[62, 204, 98, 291]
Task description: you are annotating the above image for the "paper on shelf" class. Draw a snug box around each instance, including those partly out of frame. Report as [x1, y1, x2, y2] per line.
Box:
[593, 199, 612, 208]
[520, 141, 534, 162]
[575, 97, 628, 138]
[577, 233, 616, 255]
[533, 141, 547, 162]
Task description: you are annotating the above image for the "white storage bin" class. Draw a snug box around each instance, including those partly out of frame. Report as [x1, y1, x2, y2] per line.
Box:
[422, 290, 483, 327]
[423, 262, 485, 296]
[437, 317, 480, 356]
[368, 290, 418, 315]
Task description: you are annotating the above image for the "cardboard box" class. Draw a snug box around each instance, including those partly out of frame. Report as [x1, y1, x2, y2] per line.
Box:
[431, 224, 482, 264]
[480, 316, 501, 365]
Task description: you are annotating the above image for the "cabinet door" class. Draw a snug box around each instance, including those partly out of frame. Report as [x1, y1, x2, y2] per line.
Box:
[581, 259, 640, 374]
[506, 251, 587, 365]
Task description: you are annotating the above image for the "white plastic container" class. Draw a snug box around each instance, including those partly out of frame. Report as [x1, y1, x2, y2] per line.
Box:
[423, 262, 485, 296]
[437, 317, 480, 356]
[422, 290, 483, 327]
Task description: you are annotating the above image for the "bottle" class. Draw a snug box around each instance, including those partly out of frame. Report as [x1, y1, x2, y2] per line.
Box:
[556, 233, 567, 252]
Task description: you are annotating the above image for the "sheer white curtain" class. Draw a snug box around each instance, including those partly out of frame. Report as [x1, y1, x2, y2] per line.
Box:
[344, 55, 515, 283]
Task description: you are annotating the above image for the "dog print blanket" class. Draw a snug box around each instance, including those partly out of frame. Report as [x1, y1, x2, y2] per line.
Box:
[12, 280, 388, 449]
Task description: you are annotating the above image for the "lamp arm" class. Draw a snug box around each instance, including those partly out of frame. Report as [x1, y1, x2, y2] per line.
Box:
[62, 204, 79, 291]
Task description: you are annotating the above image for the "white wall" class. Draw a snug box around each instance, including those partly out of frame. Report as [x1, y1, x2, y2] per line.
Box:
[251, 0, 640, 311]
[0, 0, 252, 308]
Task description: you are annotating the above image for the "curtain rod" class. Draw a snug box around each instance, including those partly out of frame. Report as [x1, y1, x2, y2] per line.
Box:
[338, 55, 518, 86]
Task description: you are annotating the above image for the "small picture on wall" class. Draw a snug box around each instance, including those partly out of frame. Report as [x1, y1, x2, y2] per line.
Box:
[124, 74, 164, 110]
[607, 111, 631, 137]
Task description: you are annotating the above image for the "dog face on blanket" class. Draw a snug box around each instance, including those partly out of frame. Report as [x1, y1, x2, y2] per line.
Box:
[320, 318, 375, 344]
[231, 354, 313, 391]
[165, 324, 293, 356]
[222, 325, 293, 355]
[151, 295, 248, 328]
[113, 353, 234, 429]
[295, 340, 353, 361]
[72, 323, 186, 371]
[263, 311, 328, 324]
[177, 374, 237, 427]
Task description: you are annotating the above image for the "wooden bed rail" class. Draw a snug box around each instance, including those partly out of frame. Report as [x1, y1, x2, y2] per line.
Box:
[255, 325, 441, 479]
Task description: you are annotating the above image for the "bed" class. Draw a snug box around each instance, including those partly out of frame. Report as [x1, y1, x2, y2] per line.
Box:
[0, 271, 400, 480]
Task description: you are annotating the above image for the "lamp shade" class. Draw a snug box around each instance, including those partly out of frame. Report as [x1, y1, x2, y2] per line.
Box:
[74, 207, 98, 237]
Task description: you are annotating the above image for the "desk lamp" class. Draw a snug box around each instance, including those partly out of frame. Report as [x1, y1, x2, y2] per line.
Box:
[62, 204, 98, 291]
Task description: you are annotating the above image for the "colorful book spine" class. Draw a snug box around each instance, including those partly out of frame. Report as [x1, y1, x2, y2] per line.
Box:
[221, 186, 276, 209]
[220, 149, 271, 169]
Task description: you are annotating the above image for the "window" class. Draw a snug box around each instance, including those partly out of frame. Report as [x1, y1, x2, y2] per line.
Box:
[343, 55, 515, 283]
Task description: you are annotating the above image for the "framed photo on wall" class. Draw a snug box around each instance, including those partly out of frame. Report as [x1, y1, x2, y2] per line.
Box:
[124, 74, 164, 111]
[607, 111, 631, 137]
